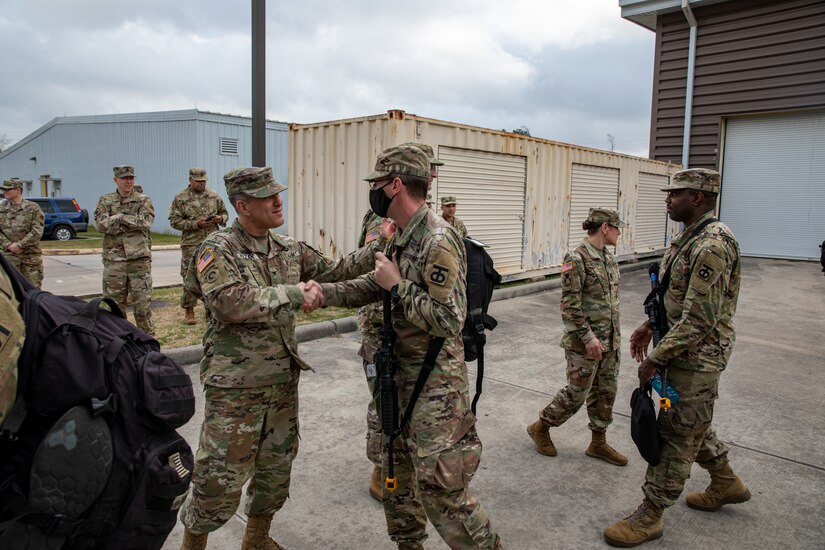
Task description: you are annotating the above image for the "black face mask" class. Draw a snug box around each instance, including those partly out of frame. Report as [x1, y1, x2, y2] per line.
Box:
[369, 187, 394, 218]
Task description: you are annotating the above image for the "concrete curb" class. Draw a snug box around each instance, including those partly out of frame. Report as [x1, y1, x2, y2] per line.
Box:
[44, 244, 181, 256]
[163, 259, 653, 365]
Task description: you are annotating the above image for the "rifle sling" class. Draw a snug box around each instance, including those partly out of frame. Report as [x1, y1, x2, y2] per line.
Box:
[397, 336, 446, 434]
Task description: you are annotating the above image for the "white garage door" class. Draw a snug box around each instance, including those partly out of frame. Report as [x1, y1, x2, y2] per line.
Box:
[436, 147, 527, 275]
[568, 164, 619, 246]
[636, 172, 669, 252]
[721, 111, 825, 259]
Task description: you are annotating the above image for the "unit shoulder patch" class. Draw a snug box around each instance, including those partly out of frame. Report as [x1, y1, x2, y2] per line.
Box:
[689, 247, 726, 295]
[425, 242, 459, 303]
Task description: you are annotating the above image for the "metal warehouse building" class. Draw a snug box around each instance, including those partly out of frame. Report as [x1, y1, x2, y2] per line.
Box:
[290, 110, 679, 281]
[0, 109, 290, 234]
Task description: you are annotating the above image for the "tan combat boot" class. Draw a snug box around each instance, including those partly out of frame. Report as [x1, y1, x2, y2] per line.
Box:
[184, 307, 197, 325]
[242, 514, 286, 550]
[603, 498, 664, 547]
[180, 528, 208, 550]
[526, 420, 557, 456]
[585, 430, 629, 466]
[686, 463, 751, 512]
[369, 464, 383, 502]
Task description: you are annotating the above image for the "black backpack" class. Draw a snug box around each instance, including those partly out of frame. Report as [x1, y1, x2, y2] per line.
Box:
[820, 240, 825, 274]
[630, 383, 662, 466]
[0, 255, 196, 550]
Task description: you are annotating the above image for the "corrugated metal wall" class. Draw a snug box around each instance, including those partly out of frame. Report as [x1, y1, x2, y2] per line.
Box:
[650, 0, 825, 168]
[0, 110, 290, 234]
[289, 111, 677, 281]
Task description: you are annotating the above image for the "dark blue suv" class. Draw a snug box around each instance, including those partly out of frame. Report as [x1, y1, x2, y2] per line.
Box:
[30, 197, 89, 241]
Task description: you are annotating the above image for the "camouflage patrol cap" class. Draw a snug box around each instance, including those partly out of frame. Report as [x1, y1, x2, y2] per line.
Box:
[662, 168, 721, 193]
[0, 178, 23, 190]
[224, 166, 286, 198]
[363, 145, 430, 182]
[113, 165, 135, 178]
[189, 168, 208, 181]
[398, 142, 444, 166]
[426, 193, 433, 203]
[441, 196, 457, 206]
[586, 207, 625, 227]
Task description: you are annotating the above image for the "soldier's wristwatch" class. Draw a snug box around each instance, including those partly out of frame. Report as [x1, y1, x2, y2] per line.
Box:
[390, 283, 401, 301]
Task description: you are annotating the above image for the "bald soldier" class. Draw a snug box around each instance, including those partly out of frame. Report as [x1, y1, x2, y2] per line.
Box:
[527, 208, 628, 466]
[604, 168, 750, 547]
[169, 168, 229, 325]
[440, 196, 468, 238]
[179, 167, 384, 550]
[0, 178, 45, 288]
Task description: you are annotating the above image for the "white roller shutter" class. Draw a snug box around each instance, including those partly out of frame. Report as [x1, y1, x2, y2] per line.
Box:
[568, 164, 619, 245]
[436, 147, 526, 274]
[721, 111, 825, 260]
[636, 172, 668, 252]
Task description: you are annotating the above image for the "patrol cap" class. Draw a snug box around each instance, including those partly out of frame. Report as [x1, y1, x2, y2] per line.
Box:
[662, 168, 721, 194]
[0, 178, 23, 190]
[113, 165, 135, 178]
[189, 168, 208, 181]
[363, 145, 430, 182]
[586, 207, 625, 227]
[441, 196, 457, 206]
[426, 193, 433, 203]
[398, 142, 444, 166]
[224, 166, 286, 198]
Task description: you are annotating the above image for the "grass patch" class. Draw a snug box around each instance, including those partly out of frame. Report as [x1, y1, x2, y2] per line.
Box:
[144, 286, 356, 349]
[42, 227, 181, 250]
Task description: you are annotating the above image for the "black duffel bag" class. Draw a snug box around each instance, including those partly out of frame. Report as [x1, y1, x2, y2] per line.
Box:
[630, 382, 661, 466]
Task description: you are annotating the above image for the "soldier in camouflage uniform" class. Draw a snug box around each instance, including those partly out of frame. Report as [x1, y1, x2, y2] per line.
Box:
[440, 196, 468, 238]
[0, 178, 45, 288]
[169, 168, 229, 325]
[359, 144, 444, 502]
[527, 208, 628, 466]
[425, 193, 434, 210]
[94, 166, 155, 334]
[179, 166, 383, 550]
[319, 145, 501, 550]
[0, 258, 24, 425]
[604, 168, 750, 548]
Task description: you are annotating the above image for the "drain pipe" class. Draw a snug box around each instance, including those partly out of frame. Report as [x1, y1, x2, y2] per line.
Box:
[681, 0, 698, 169]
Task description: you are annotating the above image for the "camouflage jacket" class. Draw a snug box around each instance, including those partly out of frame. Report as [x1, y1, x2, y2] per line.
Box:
[94, 191, 155, 261]
[443, 214, 468, 238]
[0, 200, 44, 257]
[357, 209, 385, 362]
[185, 220, 382, 388]
[322, 204, 475, 457]
[559, 238, 620, 352]
[0, 262, 23, 425]
[647, 211, 741, 373]
[168, 186, 229, 246]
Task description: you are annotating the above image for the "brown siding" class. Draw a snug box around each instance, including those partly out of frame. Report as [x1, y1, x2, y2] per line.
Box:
[649, 0, 825, 168]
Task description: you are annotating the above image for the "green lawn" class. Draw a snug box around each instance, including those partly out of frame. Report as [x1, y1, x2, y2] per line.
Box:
[41, 227, 181, 250]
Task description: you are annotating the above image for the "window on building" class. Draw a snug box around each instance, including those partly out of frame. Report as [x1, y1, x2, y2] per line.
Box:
[219, 137, 239, 156]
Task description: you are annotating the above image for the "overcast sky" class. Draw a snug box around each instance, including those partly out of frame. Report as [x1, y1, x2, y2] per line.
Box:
[0, 0, 655, 156]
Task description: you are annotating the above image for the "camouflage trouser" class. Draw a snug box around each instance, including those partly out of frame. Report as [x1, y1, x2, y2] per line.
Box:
[363, 359, 382, 465]
[181, 370, 300, 534]
[180, 245, 200, 309]
[382, 427, 502, 549]
[102, 257, 153, 334]
[4, 253, 43, 289]
[643, 367, 729, 509]
[541, 349, 619, 432]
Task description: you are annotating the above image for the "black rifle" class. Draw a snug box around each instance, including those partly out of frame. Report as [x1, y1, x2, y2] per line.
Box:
[643, 262, 672, 410]
[375, 289, 399, 492]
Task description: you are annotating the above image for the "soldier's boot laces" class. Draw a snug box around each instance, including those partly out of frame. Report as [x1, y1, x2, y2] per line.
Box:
[242, 514, 287, 550]
[184, 307, 197, 325]
[585, 430, 629, 466]
[527, 420, 557, 456]
[180, 528, 208, 550]
[686, 463, 751, 512]
[369, 464, 383, 502]
[603, 498, 664, 548]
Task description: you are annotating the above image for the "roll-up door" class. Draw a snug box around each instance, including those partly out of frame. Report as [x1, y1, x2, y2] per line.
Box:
[635, 172, 668, 252]
[721, 111, 825, 260]
[568, 164, 619, 246]
[436, 147, 526, 275]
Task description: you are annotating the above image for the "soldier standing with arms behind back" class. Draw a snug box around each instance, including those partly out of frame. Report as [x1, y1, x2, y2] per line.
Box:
[169, 168, 229, 325]
[0, 178, 45, 288]
[604, 168, 751, 547]
[94, 165, 155, 334]
[527, 208, 628, 466]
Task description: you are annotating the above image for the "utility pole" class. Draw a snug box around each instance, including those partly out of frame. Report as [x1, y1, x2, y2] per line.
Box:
[252, 0, 265, 167]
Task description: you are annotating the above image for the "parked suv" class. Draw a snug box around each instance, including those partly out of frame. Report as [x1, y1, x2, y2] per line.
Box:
[30, 197, 89, 241]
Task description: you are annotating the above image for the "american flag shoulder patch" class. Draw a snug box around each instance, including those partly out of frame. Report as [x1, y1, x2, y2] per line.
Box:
[561, 262, 574, 273]
[365, 229, 380, 244]
[197, 248, 216, 272]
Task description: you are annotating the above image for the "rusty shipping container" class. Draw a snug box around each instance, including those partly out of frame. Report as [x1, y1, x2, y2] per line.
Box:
[289, 110, 678, 281]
